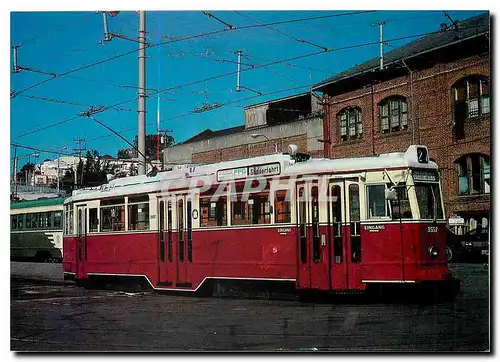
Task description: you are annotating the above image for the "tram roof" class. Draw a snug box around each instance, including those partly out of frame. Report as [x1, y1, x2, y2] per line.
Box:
[66, 145, 437, 203]
[10, 197, 66, 210]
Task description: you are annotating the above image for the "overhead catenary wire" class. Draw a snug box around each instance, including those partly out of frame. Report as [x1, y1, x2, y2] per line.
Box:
[14, 24, 485, 143]
[10, 143, 75, 157]
[11, 10, 375, 98]
[233, 11, 328, 51]
[12, 96, 139, 140]
[151, 25, 484, 97]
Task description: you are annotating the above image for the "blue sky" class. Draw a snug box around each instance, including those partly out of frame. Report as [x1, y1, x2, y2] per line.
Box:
[10, 10, 486, 169]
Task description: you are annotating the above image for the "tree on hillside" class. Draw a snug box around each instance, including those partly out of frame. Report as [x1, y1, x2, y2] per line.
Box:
[117, 149, 131, 159]
[16, 163, 35, 184]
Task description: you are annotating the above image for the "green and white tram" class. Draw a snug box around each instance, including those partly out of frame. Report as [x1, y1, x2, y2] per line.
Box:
[10, 197, 65, 262]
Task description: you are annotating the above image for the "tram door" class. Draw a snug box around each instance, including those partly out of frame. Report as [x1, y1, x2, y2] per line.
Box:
[173, 195, 192, 287]
[157, 198, 175, 286]
[75, 205, 88, 280]
[296, 182, 329, 290]
[329, 180, 361, 290]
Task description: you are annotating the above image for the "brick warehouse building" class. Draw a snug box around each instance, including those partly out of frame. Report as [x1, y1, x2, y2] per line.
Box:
[312, 13, 490, 232]
[164, 13, 489, 232]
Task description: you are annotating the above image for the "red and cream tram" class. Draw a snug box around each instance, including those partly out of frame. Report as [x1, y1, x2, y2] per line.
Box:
[63, 144, 458, 296]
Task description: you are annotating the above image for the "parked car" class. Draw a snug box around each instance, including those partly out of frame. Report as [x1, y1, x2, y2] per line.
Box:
[446, 228, 464, 262]
[460, 227, 489, 262]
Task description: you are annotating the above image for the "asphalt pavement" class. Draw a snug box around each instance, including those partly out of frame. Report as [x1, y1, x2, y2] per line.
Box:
[10, 262, 490, 351]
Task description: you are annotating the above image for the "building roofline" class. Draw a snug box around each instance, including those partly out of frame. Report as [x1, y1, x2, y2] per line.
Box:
[243, 92, 311, 110]
[312, 31, 488, 92]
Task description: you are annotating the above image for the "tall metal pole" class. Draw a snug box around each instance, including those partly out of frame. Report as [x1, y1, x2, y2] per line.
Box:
[12, 146, 17, 200]
[236, 50, 242, 92]
[57, 154, 61, 194]
[12, 145, 17, 184]
[378, 21, 386, 70]
[27, 154, 31, 186]
[138, 10, 147, 175]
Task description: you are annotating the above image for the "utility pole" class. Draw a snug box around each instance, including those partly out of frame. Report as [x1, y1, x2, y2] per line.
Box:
[73, 138, 86, 188]
[138, 10, 147, 175]
[374, 21, 387, 70]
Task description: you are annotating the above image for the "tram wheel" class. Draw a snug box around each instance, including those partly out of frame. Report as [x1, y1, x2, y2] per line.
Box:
[445, 246, 453, 262]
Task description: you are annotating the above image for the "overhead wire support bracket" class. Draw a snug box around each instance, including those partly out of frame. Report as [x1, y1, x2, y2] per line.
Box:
[201, 11, 234, 29]
[298, 39, 329, 52]
[78, 105, 107, 118]
[240, 86, 262, 96]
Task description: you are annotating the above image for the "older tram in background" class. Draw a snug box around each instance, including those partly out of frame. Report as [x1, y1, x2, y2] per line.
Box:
[62, 144, 459, 297]
[11, 197, 65, 262]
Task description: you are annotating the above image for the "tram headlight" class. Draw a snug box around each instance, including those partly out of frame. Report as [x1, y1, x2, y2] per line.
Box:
[428, 245, 439, 258]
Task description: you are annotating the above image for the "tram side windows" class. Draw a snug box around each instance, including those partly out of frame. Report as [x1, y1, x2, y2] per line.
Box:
[366, 185, 389, 218]
[101, 198, 126, 232]
[274, 190, 291, 224]
[389, 184, 413, 219]
[88, 208, 98, 232]
[128, 195, 150, 231]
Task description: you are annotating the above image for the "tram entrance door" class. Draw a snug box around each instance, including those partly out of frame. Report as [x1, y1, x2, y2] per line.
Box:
[75, 204, 88, 280]
[328, 179, 361, 290]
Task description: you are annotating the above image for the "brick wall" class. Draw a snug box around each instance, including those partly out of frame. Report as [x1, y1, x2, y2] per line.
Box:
[192, 134, 310, 164]
[323, 55, 490, 218]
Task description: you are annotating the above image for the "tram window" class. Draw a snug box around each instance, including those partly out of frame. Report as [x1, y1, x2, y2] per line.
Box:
[17, 214, 24, 230]
[167, 201, 173, 262]
[88, 208, 98, 232]
[274, 190, 291, 224]
[187, 200, 192, 262]
[11, 215, 17, 230]
[349, 185, 360, 222]
[366, 185, 388, 218]
[298, 187, 307, 263]
[250, 193, 271, 224]
[26, 213, 33, 229]
[231, 198, 252, 225]
[33, 213, 40, 229]
[128, 196, 150, 231]
[415, 183, 444, 219]
[38, 213, 45, 229]
[331, 185, 342, 264]
[69, 206, 74, 234]
[178, 198, 185, 262]
[389, 184, 413, 219]
[100, 203, 125, 232]
[200, 196, 227, 227]
[54, 212, 62, 229]
[46, 212, 52, 228]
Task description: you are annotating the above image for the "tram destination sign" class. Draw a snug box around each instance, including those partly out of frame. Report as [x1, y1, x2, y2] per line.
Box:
[413, 170, 438, 182]
[217, 162, 281, 182]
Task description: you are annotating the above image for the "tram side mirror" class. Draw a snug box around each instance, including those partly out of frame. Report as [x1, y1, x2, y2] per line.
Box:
[385, 187, 397, 201]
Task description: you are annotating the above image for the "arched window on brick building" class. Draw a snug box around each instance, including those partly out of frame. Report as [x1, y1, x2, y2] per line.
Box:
[455, 154, 490, 196]
[378, 96, 408, 134]
[452, 76, 490, 140]
[338, 107, 362, 142]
